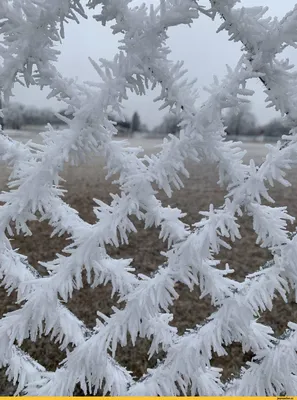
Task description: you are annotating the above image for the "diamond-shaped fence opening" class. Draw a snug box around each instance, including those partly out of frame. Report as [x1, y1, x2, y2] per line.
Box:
[1, 0, 297, 396]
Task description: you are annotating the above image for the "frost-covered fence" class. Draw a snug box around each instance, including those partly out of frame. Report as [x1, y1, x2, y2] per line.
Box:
[0, 0, 297, 396]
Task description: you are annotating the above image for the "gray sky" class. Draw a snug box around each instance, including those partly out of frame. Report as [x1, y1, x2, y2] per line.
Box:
[12, 0, 297, 130]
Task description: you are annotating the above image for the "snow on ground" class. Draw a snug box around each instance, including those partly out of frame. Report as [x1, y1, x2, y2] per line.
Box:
[3, 129, 270, 163]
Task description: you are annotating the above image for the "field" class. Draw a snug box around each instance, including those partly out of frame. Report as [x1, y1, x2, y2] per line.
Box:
[0, 134, 296, 395]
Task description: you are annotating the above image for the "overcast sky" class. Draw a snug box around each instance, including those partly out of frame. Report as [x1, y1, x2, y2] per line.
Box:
[12, 0, 297, 130]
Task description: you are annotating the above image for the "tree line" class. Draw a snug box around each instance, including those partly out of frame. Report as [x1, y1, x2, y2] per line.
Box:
[152, 103, 291, 138]
[0, 101, 290, 139]
[0, 102, 149, 135]
[222, 103, 291, 138]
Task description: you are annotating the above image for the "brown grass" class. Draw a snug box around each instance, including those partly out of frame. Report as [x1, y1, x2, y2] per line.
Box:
[0, 149, 297, 395]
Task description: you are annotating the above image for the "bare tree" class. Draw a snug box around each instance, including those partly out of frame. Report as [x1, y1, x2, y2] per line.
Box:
[131, 111, 141, 134]
[223, 103, 256, 136]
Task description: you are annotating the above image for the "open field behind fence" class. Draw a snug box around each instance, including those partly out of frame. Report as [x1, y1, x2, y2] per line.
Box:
[0, 135, 296, 395]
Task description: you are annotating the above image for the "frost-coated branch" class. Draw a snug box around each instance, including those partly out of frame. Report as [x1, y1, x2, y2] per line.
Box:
[210, 1, 297, 125]
[0, 0, 297, 396]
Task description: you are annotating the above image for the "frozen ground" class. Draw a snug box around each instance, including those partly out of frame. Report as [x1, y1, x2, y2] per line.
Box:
[0, 129, 295, 395]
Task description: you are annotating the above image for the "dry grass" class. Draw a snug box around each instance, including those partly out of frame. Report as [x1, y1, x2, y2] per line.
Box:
[0, 146, 297, 395]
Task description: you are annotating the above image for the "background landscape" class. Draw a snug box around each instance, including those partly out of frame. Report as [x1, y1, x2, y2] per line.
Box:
[0, 100, 291, 140]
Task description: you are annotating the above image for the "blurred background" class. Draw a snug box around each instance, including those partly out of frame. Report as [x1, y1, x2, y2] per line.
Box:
[0, 100, 290, 142]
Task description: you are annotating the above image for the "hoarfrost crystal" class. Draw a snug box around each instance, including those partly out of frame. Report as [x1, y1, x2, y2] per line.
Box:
[0, 0, 297, 396]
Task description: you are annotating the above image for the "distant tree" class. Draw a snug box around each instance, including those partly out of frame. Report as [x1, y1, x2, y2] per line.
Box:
[164, 114, 181, 135]
[260, 118, 290, 137]
[140, 123, 149, 133]
[28, 106, 60, 126]
[153, 113, 181, 137]
[131, 111, 141, 133]
[223, 103, 256, 136]
[3, 102, 24, 130]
